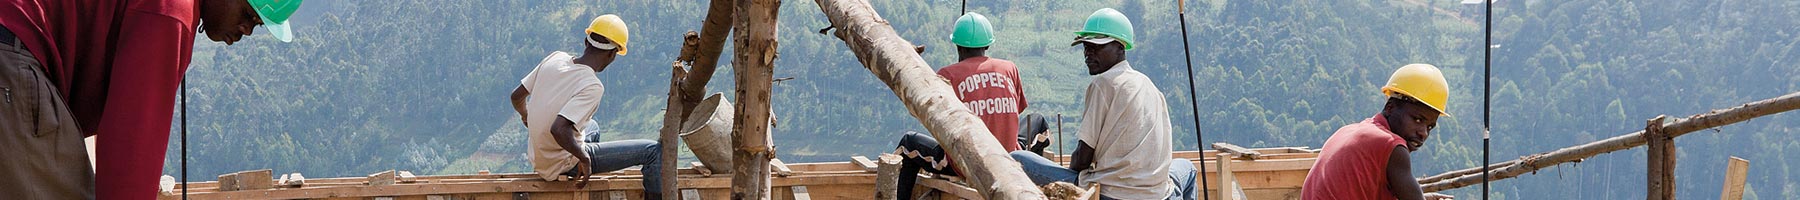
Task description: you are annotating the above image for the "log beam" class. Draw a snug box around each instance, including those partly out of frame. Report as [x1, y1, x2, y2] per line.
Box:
[811, 0, 1046, 198]
[657, 0, 739, 197]
[730, 0, 780, 199]
[1421, 91, 1800, 192]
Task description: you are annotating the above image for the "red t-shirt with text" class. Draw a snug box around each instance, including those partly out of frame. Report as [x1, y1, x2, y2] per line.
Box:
[936, 56, 1028, 151]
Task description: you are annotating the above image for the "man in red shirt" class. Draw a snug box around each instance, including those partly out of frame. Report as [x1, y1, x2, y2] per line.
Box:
[0, 0, 302, 198]
[890, 12, 1029, 199]
[1301, 64, 1454, 200]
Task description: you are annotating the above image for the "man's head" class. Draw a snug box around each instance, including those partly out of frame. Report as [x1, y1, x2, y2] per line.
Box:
[577, 14, 630, 72]
[1378, 64, 1451, 151]
[1070, 8, 1134, 75]
[200, 0, 303, 45]
[952, 13, 995, 60]
[1075, 38, 1125, 75]
[1382, 95, 1440, 151]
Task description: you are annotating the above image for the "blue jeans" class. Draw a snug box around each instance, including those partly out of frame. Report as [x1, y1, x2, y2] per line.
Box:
[574, 139, 662, 196]
[1010, 151, 1198, 200]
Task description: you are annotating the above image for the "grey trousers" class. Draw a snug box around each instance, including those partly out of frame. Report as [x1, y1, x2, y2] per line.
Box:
[0, 27, 95, 199]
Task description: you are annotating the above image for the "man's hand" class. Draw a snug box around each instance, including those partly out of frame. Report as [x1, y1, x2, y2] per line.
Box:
[1424, 193, 1454, 200]
[573, 158, 593, 189]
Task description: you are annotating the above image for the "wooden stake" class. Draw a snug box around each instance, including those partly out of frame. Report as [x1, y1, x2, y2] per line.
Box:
[1216, 153, 1241, 200]
[1420, 91, 1800, 192]
[657, 62, 688, 200]
[874, 154, 903, 200]
[811, 0, 1046, 198]
[1645, 116, 1674, 200]
[730, 0, 780, 198]
[1720, 157, 1750, 200]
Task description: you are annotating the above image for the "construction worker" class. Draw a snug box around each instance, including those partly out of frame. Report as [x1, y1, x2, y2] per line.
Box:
[0, 0, 304, 198]
[891, 12, 1032, 199]
[508, 14, 664, 199]
[1010, 8, 1197, 200]
[1300, 64, 1455, 200]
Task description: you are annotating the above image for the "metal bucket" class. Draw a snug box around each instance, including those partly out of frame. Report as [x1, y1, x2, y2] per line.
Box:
[679, 93, 736, 173]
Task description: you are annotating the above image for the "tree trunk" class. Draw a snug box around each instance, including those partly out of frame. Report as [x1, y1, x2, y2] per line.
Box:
[1644, 116, 1675, 200]
[643, 0, 763, 196]
[681, 0, 738, 111]
[658, 1, 737, 199]
[655, 63, 686, 200]
[1420, 91, 1800, 192]
[811, 0, 1046, 199]
[729, 0, 778, 199]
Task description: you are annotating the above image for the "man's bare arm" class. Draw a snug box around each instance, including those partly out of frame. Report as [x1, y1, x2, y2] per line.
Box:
[1070, 141, 1097, 173]
[551, 116, 588, 161]
[511, 85, 530, 124]
[1387, 146, 1426, 200]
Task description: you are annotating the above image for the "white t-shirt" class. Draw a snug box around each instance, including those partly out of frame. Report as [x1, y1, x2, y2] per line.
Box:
[520, 51, 605, 181]
[1077, 61, 1175, 199]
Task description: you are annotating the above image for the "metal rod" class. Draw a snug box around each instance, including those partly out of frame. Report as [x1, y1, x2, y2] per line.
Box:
[1175, 1, 1211, 199]
[1482, 0, 1493, 198]
[181, 75, 188, 200]
[1056, 114, 1064, 167]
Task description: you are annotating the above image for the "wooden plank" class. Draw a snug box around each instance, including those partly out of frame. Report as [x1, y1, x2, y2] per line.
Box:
[1720, 157, 1750, 200]
[915, 177, 980, 199]
[874, 154, 903, 200]
[692, 162, 713, 177]
[851, 156, 878, 172]
[216, 169, 273, 191]
[369, 170, 399, 186]
[399, 171, 418, 183]
[1212, 143, 1263, 160]
[790, 186, 812, 200]
[772, 158, 795, 177]
[609, 191, 627, 200]
[215, 172, 239, 192]
[682, 189, 703, 200]
[276, 173, 306, 188]
[1217, 153, 1239, 200]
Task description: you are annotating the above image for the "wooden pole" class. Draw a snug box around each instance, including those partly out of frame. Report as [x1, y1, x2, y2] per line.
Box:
[730, 0, 779, 199]
[812, 0, 1046, 199]
[658, 1, 738, 198]
[1420, 91, 1800, 192]
[873, 154, 903, 200]
[1719, 157, 1750, 200]
[681, 0, 738, 111]
[1645, 116, 1674, 200]
[656, 58, 691, 200]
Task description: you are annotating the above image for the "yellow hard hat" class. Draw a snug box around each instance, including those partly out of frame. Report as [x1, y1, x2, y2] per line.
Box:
[1381, 64, 1451, 116]
[586, 14, 630, 55]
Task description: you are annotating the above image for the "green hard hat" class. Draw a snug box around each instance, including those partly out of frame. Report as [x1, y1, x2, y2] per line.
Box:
[951, 13, 995, 48]
[247, 0, 304, 42]
[1073, 8, 1134, 50]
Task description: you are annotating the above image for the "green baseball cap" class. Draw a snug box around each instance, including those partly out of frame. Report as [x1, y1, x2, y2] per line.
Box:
[247, 0, 303, 42]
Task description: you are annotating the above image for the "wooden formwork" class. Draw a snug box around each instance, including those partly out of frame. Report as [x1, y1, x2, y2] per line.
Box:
[159, 147, 1318, 200]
